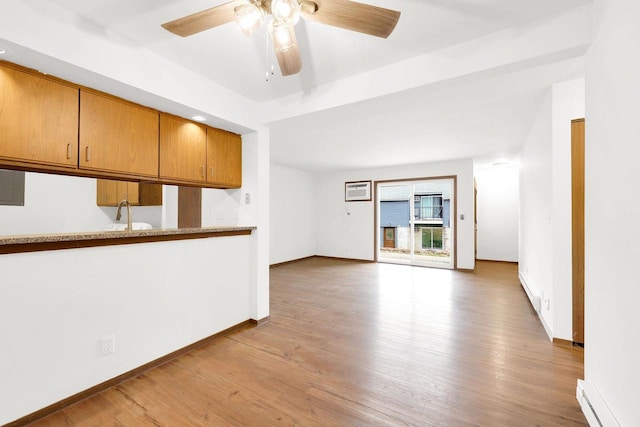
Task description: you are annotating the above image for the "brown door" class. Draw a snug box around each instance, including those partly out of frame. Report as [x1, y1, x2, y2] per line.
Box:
[383, 227, 396, 248]
[572, 119, 585, 345]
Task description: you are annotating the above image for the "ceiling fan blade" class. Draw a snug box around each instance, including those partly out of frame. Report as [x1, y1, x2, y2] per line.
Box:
[162, 1, 244, 37]
[303, 0, 400, 39]
[273, 29, 303, 76]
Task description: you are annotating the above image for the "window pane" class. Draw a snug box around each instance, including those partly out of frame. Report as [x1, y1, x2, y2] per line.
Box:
[421, 228, 430, 248]
[432, 228, 443, 249]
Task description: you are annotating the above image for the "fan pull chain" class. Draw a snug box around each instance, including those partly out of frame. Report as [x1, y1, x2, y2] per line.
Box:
[265, 29, 270, 81]
[265, 27, 275, 82]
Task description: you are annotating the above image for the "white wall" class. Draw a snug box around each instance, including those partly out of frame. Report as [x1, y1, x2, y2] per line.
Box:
[551, 78, 585, 341]
[201, 188, 244, 227]
[270, 163, 316, 265]
[0, 172, 163, 235]
[581, 0, 640, 425]
[242, 131, 270, 322]
[519, 79, 584, 341]
[475, 165, 519, 262]
[314, 159, 475, 269]
[0, 236, 252, 425]
[519, 90, 554, 335]
[161, 185, 178, 229]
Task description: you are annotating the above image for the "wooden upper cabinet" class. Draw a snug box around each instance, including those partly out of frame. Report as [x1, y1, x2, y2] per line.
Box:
[0, 61, 241, 190]
[206, 128, 242, 188]
[96, 179, 135, 206]
[96, 179, 162, 207]
[0, 64, 78, 168]
[159, 113, 206, 183]
[79, 90, 159, 177]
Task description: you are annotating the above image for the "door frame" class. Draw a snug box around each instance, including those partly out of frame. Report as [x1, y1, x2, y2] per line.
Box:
[373, 175, 457, 270]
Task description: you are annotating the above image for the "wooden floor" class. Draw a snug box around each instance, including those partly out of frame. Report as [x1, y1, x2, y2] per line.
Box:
[31, 258, 586, 426]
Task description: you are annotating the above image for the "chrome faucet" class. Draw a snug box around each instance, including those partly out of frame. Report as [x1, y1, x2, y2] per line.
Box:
[115, 199, 132, 232]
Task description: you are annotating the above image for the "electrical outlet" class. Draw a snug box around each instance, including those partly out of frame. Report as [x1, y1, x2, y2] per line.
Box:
[101, 335, 115, 356]
[244, 193, 251, 204]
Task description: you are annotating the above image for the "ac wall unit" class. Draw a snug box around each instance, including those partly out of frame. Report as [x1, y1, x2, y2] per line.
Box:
[345, 181, 372, 202]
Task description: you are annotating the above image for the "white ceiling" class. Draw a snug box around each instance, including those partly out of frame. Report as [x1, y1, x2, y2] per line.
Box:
[269, 57, 585, 171]
[2, 0, 591, 173]
[45, 0, 589, 102]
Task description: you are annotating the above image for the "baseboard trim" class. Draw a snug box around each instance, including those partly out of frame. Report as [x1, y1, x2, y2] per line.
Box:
[270, 256, 316, 268]
[553, 338, 583, 350]
[475, 259, 518, 265]
[314, 255, 376, 263]
[250, 316, 270, 326]
[553, 338, 573, 348]
[456, 268, 475, 272]
[6, 319, 256, 427]
[539, 315, 553, 341]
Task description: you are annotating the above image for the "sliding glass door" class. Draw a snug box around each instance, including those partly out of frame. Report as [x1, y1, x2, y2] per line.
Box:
[377, 178, 455, 269]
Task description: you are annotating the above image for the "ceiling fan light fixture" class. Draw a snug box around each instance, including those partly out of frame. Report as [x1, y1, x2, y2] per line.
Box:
[269, 19, 296, 52]
[234, 2, 264, 36]
[271, 0, 301, 25]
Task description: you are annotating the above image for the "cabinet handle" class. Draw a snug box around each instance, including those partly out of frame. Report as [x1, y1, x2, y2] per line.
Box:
[200, 166, 204, 177]
[85, 146, 91, 162]
[210, 167, 214, 177]
[66, 144, 72, 160]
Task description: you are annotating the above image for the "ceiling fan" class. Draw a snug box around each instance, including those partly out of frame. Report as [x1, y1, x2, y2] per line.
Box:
[161, 0, 401, 77]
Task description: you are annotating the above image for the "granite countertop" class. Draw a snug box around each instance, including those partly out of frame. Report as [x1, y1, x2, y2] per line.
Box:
[0, 226, 256, 254]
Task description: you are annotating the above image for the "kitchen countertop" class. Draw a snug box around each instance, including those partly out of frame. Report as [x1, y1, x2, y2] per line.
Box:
[0, 226, 256, 255]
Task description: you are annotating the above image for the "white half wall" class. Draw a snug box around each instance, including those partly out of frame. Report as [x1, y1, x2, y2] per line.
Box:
[0, 236, 252, 425]
[582, 0, 640, 425]
[475, 165, 519, 262]
[270, 163, 316, 265]
[314, 159, 475, 269]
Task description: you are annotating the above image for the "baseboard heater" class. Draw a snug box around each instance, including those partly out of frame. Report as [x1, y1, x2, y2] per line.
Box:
[518, 272, 541, 312]
[576, 380, 623, 427]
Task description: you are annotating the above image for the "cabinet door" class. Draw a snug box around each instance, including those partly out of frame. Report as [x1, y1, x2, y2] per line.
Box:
[96, 179, 118, 206]
[117, 181, 140, 205]
[206, 128, 242, 188]
[80, 90, 159, 177]
[97, 179, 162, 206]
[96, 179, 139, 205]
[159, 113, 206, 183]
[0, 64, 78, 168]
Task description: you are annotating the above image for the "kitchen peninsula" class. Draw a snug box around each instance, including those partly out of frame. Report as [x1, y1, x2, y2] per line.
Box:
[0, 53, 269, 426]
[0, 226, 255, 255]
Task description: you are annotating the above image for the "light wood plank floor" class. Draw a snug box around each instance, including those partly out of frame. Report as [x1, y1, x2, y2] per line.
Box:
[31, 258, 586, 426]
